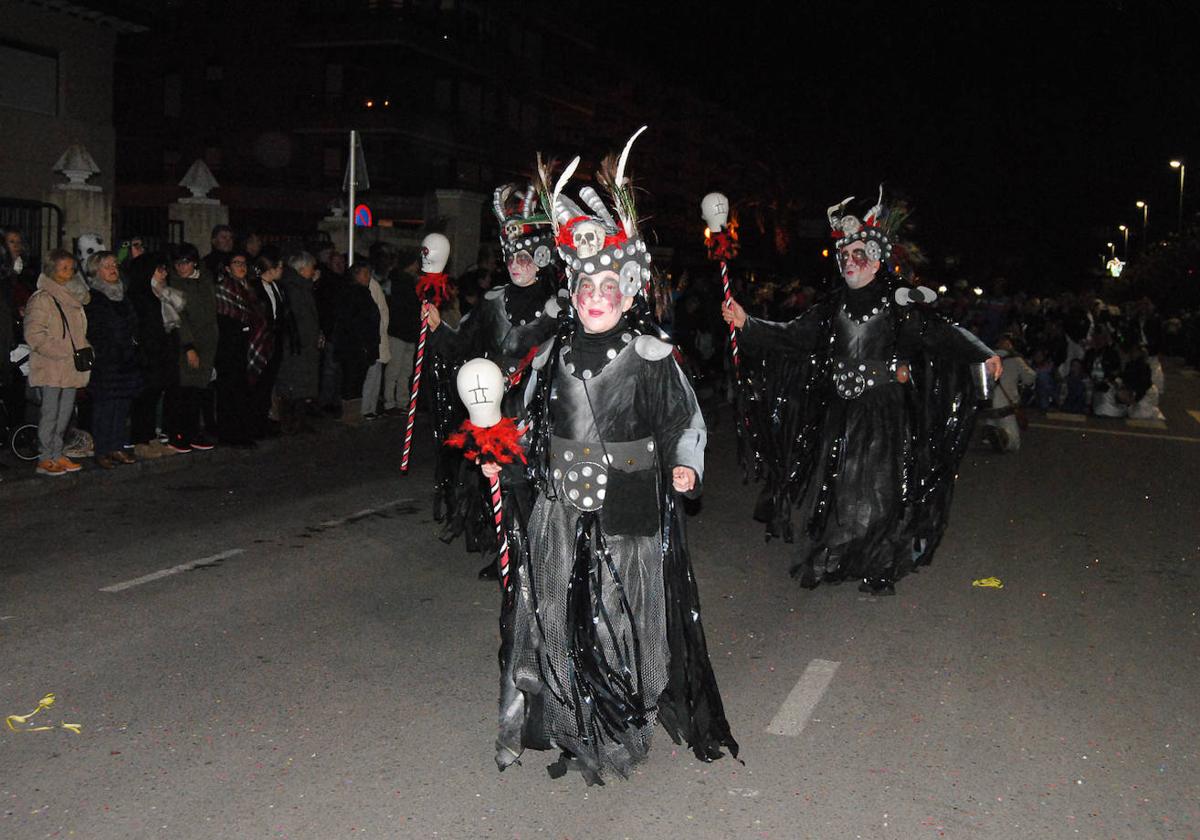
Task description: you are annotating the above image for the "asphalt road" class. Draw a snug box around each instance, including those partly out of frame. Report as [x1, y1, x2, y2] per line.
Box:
[2, 367, 1198, 840]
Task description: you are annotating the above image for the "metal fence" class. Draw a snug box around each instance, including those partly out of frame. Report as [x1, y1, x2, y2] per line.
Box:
[114, 206, 183, 254]
[0, 198, 64, 265]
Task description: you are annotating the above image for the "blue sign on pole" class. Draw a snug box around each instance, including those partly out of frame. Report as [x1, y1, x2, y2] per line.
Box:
[354, 204, 373, 227]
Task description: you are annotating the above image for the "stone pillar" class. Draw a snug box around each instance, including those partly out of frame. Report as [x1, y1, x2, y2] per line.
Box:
[168, 160, 229, 247]
[427, 189, 485, 274]
[46, 144, 112, 256]
[318, 211, 350, 256]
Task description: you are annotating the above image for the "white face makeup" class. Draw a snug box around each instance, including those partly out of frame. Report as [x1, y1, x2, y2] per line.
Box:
[572, 270, 632, 333]
[506, 250, 538, 287]
[838, 241, 880, 289]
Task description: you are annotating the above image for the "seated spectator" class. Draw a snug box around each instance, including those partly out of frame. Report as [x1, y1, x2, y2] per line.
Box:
[1058, 358, 1089, 414]
[24, 249, 90, 476]
[1117, 342, 1164, 420]
[1086, 327, 1124, 417]
[83, 251, 143, 468]
[1030, 347, 1057, 410]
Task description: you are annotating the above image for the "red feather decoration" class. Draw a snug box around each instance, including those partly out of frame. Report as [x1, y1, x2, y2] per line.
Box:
[415, 272, 453, 307]
[444, 417, 526, 466]
[705, 228, 740, 261]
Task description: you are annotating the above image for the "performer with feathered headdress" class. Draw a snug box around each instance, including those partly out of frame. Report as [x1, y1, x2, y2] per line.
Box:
[723, 188, 1002, 594]
[422, 184, 563, 577]
[481, 127, 738, 784]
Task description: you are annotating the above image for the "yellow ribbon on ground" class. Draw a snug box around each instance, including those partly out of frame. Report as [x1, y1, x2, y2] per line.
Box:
[5, 693, 82, 734]
[972, 576, 1004, 589]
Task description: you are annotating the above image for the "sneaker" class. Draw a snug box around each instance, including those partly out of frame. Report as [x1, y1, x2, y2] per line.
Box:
[190, 437, 216, 451]
[167, 441, 192, 454]
[55, 456, 83, 473]
[36, 459, 66, 477]
[362, 412, 379, 421]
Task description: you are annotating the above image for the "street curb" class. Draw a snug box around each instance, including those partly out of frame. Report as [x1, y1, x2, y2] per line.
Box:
[0, 414, 374, 502]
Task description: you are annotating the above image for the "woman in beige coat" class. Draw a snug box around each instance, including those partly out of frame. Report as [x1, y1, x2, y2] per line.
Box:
[24, 249, 92, 475]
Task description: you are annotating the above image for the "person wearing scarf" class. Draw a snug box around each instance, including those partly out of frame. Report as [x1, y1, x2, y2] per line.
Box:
[214, 251, 269, 447]
[84, 250, 143, 469]
[24, 249, 91, 475]
[166, 242, 219, 452]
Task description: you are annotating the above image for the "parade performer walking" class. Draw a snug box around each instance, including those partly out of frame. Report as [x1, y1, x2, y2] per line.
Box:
[424, 185, 562, 578]
[483, 130, 737, 784]
[722, 189, 1001, 595]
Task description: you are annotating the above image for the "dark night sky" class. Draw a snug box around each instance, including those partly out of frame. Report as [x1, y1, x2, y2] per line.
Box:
[617, 0, 1199, 285]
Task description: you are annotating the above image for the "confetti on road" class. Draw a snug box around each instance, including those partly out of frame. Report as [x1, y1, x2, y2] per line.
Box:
[5, 693, 82, 734]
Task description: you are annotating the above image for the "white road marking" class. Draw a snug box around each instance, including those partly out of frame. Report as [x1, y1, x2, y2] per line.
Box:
[766, 658, 840, 737]
[1027, 422, 1200, 444]
[1125, 418, 1168, 430]
[100, 549, 245, 593]
[1044, 411, 1087, 423]
[317, 497, 416, 528]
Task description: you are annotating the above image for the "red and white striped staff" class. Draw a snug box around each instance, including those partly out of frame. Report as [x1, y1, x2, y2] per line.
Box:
[401, 233, 451, 474]
[399, 305, 429, 474]
[718, 258, 739, 376]
[445, 357, 526, 591]
[486, 473, 510, 588]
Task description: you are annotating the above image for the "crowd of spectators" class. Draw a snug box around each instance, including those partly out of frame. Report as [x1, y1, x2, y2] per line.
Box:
[0, 225, 424, 478]
[651, 269, 1200, 445]
[6, 224, 1200, 479]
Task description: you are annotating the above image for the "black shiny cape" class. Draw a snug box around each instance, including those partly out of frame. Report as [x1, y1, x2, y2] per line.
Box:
[739, 283, 989, 584]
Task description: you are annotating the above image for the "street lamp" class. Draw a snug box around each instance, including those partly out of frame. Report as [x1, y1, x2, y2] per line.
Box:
[1118, 224, 1129, 257]
[1106, 241, 1115, 257]
[1170, 160, 1185, 232]
[1136, 200, 1149, 235]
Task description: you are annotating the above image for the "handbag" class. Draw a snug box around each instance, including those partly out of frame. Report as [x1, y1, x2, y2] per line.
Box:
[996, 379, 1028, 430]
[52, 297, 96, 372]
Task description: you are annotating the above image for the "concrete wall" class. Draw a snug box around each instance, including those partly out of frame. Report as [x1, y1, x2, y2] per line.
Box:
[0, 1, 117, 201]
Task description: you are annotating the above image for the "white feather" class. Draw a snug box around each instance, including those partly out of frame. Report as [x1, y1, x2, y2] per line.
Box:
[615, 125, 648, 190]
[552, 156, 580, 213]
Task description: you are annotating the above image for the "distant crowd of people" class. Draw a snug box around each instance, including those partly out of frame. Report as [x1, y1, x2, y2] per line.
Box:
[0, 225, 426, 477]
[4, 223, 1198, 478]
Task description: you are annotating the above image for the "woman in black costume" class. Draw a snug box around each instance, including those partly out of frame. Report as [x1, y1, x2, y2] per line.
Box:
[723, 190, 1002, 595]
[482, 131, 738, 784]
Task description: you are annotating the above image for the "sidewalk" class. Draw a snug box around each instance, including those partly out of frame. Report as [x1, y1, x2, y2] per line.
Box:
[0, 404, 388, 503]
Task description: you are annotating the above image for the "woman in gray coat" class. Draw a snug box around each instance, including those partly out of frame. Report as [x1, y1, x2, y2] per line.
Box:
[165, 243, 219, 451]
[275, 251, 322, 433]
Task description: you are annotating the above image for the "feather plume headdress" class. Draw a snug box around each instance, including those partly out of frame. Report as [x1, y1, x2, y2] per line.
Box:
[827, 185, 894, 266]
[533, 126, 653, 297]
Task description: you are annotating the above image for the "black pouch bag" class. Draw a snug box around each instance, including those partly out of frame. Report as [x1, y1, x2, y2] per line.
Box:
[52, 297, 95, 372]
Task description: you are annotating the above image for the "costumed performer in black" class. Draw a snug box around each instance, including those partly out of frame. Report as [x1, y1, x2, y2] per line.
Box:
[722, 189, 1002, 595]
[480, 128, 738, 784]
[424, 185, 563, 579]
